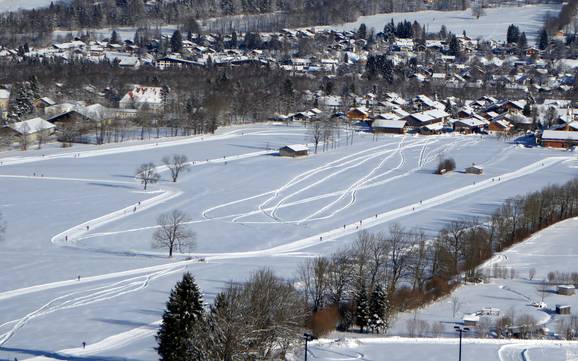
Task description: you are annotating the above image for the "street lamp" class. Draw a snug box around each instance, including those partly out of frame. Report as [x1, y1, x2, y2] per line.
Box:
[454, 325, 469, 361]
[303, 332, 315, 361]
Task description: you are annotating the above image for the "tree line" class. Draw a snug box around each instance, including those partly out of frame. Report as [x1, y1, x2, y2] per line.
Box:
[0, 0, 474, 46]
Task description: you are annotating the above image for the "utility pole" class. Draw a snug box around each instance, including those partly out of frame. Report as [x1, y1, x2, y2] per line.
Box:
[303, 332, 315, 361]
[454, 325, 470, 361]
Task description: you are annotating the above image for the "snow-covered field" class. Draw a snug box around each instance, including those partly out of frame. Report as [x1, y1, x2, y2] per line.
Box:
[322, 4, 561, 42]
[0, 123, 576, 360]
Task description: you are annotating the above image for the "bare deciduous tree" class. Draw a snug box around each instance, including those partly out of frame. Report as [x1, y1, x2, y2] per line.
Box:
[152, 210, 195, 257]
[298, 257, 331, 312]
[136, 162, 160, 190]
[162, 154, 190, 182]
[529, 267, 536, 281]
[0, 211, 6, 241]
[309, 121, 323, 154]
[451, 295, 462, 319]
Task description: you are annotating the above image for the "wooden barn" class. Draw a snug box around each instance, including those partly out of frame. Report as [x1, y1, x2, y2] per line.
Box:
[557, 285, 575, 296]
[556, 305, 571, 315]
[489, 119, 513, 132]
[540, 130, 578, 149]
[372, 119, 406, 134]
[279, 144, 309, 157]
[347, 107, 369, 121]
[465, 164, 484, 175]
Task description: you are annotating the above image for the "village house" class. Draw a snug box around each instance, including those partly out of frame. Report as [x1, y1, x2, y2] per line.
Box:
[119, 86, 164, 111]
[347, 107, 370, 121]
[2, 117, 55, 147]
[489, 119, 513, 132]
[453, 118, 488, 133]
[404, 109, 450, 128]
[0, 87, 9, 118]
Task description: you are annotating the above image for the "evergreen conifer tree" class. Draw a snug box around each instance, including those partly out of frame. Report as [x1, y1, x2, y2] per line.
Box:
[357, 23, 367, 40]
[110, 30, 120, 44]
[506, 24, 520, 44]
[156, 272, 204, 361]
[448, 34, 460, 56]
[538, 29, 549, 50]
[368, 284, 389, 334]
[517, 32, 528, 51]
[355, 283, 370, 333]
[171, 30, 183, 53]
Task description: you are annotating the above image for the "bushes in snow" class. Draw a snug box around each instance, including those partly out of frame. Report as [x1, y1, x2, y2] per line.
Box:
[436, 157, 456, 174]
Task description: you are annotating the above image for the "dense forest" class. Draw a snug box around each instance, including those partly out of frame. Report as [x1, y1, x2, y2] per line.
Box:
[0, 0, 472, 45]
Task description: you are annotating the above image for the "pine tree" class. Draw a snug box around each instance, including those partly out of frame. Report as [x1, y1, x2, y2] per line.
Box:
[368, 284, 389, 334]
[110, 30, 120, 44]
[156, 272, 204, 361]
[357, 23, 367, 40]
[506, 24, 520, 44]
[517, 32, 527, 51]
[448, 34, 460, 56]
[170, 30, 183, 53]
[538, 29, 549, 50]
[355, 283, 370, 333]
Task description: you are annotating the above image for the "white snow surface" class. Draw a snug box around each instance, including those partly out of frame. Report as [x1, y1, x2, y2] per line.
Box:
[321, 4, 562, 41]
[0, 123, 577, 360]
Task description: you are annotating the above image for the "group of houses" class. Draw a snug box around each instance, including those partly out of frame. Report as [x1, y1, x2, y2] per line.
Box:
[0, 24, 575, 95]
[281, 92, 577, 149]
[0, 85, 161, 148]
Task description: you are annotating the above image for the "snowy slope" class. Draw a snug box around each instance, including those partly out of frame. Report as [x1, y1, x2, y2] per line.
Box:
[0, 124, 576, 361]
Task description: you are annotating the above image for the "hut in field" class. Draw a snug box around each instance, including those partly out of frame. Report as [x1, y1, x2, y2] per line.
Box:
[279, 144, 309, 157]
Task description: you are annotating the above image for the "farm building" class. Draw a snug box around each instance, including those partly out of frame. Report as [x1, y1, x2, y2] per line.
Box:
[279, 144, 309, 157]
[540, 130, 578, 149]
[557, 285, 575, 296]
[556, 305, 571, 315]
[465, 164, 484, 175]
[372, 119, 406, 134]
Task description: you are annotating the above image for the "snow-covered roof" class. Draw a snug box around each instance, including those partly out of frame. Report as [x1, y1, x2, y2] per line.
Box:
[463, 313, 480, 322]
[375, 113, 400, 121]
[455, 118, 487, 127]
[0, 88, 10, 99]
[282, 144, 309, 152]
[542, 130, 578, 141]
[372, 119, 406, 129]
[9, 118, 54, 135]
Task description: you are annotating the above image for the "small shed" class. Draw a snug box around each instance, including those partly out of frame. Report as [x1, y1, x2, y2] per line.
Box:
[556, 305, 571, 315]
[557, 285, 575, 296]
[279, 144, 309, 157]
[465, 164, 484, 175]
[463, 313, 480, 327]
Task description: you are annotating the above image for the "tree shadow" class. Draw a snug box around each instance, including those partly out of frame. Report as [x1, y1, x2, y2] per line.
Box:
[0, 346, 142, 361]
[91, 318, 153, 328]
